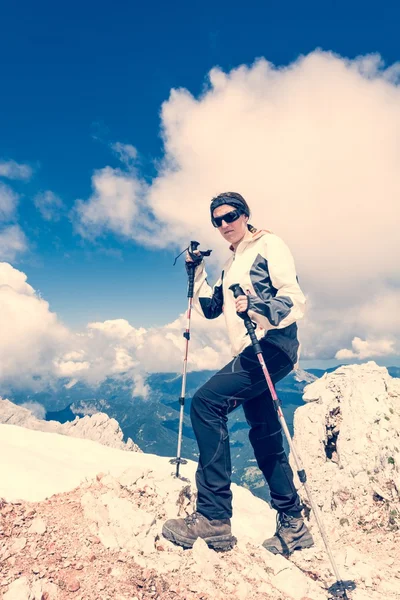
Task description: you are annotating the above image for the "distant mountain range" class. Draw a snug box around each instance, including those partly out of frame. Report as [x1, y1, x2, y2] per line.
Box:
[5, 365, 399, 502]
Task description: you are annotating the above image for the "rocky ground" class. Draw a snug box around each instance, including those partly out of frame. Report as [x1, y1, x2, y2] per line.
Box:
[0, 485, 208, 600]
[1, 475, 323, 600]
[1, 362, 400, 600]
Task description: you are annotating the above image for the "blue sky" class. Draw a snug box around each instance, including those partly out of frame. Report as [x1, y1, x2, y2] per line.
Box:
[1, 0, 400, 385]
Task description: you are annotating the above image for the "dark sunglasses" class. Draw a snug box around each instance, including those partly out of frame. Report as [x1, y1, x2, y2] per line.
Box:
[212, 209, 242, 228]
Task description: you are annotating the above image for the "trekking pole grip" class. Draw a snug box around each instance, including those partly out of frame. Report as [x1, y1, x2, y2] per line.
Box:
[229, 284, 261, 353]
[186, 241, 201, 299]
[229, 283, 246, 300]
[187, 265, 196, 298]
[185, 241, 212, 299]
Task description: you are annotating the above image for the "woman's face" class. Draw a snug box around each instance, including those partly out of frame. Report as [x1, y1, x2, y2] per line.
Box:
[212, 204, 248, 247]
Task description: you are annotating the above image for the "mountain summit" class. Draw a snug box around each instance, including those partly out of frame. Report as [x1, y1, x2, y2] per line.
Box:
[0, 362, 399, 600]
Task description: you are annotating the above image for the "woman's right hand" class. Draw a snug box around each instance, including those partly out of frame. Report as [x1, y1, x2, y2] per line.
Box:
[185, 249, 203, 274]
[186, 250, 201, 263]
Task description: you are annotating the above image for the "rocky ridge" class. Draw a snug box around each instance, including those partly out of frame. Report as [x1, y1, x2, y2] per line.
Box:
[0, 398, 141, 453]
[294, 362, 400, 529]
[290, 362, 400, 599]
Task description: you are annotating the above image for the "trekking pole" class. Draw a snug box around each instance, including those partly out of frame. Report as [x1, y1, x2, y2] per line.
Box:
[170, 241, 212, 480]
[229, 283, 354, 600]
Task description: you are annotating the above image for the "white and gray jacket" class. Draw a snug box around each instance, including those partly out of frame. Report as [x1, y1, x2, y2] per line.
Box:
[192, 228, 306, 365]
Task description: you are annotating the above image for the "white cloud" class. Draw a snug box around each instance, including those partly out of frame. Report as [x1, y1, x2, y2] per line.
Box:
[111, 142, 138, 167]
[356, 290, 400, 335]
[298, 288, 400, 360]
[34, 190, 64, 221]
[0, 173, 28, 261]
[81, 314, 229, 378]
[0, 159, 33, 181]
[135, 311, 230, 373]
[88, 318, 146, 341]
[0, 182, 19, 221]
[131, 373, 150, 399]
[335, 337, 397, 360]
[2, 260, 398, 399]
[74, 167, 148, 239]
[20, 402, 47, 419]
[0, 225, 28, 261]
[0, 263, 231, 393]
[53, 358, 91, 378]
[74, 50, 400, 360]
[0, 263, 70, 388]
[0, 262, 35, 294]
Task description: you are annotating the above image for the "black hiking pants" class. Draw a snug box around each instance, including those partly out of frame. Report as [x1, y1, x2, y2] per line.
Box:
[190, 338, 302, 520]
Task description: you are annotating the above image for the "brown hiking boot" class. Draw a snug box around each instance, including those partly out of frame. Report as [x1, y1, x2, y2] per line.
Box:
[262, 512, 314, 555]
[162, 511, 237, 551]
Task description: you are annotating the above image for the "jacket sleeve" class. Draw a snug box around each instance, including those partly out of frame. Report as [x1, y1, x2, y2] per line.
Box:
[192, 262, 224, 320]
[247, 234, 306, 329]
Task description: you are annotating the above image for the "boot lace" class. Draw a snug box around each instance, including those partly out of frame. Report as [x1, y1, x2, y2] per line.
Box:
[184, 512, 201, 528]
[277, 512, 295, 532]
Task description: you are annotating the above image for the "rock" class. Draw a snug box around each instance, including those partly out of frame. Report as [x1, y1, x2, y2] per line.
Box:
[364, 576, 373, 588]
[379, 579, 400, 595]
[91, 536, 101, 544]
[293, 362, 400, 532]
[29, 580, 59, 599]
[345, 547, 359, 567]
[272, 568, 309, 600]
[192, 538, 220, 567]
[29, 518, 47, 535]
[47, 543, 56, 554]
[81, 490, 155, 550]
[235, 580, 251, 600]
[3, 577, 30, 600]
[140, 533, 157, 556]
[65, 575, 80, 592]
[2, 536, 27, 560]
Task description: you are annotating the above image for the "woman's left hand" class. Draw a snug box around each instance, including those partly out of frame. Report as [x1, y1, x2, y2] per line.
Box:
[235, 295, 249, 313]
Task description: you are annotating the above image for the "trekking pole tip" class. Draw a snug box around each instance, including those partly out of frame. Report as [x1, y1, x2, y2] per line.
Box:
[328, 579, 356, 599]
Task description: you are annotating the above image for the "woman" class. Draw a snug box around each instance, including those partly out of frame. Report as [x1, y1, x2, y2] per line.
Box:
[162, 192, 313, 555]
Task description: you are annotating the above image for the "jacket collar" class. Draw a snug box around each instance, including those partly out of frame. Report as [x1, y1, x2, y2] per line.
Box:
[229, 228, 271, 252]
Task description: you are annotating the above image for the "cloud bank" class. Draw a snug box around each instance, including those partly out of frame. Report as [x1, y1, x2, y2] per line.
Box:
[0, 263, 230, 393]
[0, 258, 397, 396]
[335, 337, 396, 361]
[74, 51, 400, 361]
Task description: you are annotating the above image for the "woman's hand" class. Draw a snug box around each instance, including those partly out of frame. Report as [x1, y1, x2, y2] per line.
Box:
[185, 250, 201, 263]
[235, 295, 249, 313]
[185, 249, 203, 274]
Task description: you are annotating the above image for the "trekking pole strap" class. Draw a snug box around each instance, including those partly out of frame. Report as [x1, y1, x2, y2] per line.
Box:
[188, 240, 212, 261]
